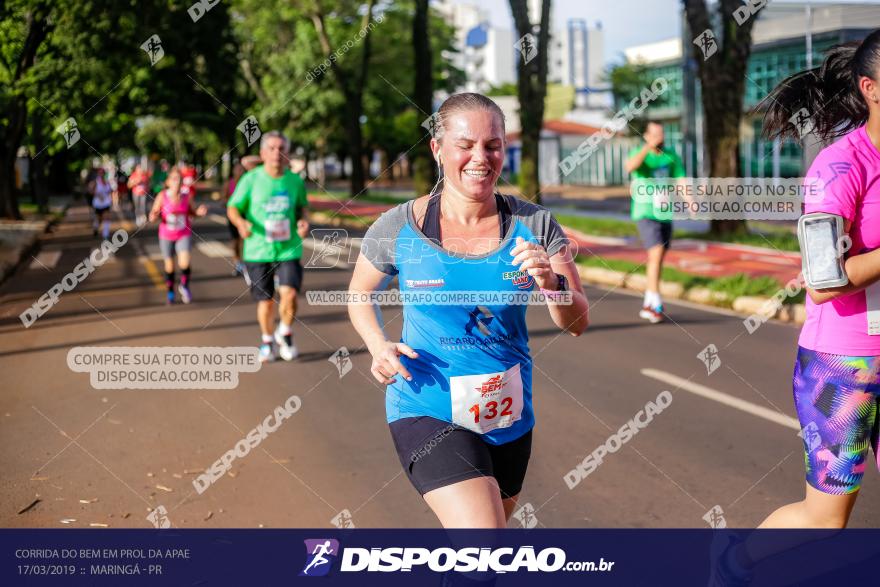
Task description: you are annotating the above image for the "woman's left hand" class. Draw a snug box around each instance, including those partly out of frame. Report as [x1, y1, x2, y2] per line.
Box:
[511, 236, 556, 290]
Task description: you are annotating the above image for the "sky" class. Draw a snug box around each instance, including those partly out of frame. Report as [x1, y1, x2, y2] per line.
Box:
[449, 0, 880, 66]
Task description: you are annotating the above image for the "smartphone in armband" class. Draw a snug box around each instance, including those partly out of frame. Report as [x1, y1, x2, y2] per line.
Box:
[797, 212, 849, 289]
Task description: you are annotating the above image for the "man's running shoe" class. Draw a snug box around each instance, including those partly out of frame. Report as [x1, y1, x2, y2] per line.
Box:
[258, 342, 275, 363]
[178, 284, 192, 304]
[166, 291, 175, 305]
[708, 531, 752, 587]
[639, 305, 664, 324]
[275, 328, 298, 361]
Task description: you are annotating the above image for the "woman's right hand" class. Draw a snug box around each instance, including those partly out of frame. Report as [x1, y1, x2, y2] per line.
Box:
[369, 341, 418, 385]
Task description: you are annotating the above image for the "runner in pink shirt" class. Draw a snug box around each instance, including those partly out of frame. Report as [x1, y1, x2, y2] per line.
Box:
[709, 29, 880, 585]
[148, 167, 207, 304]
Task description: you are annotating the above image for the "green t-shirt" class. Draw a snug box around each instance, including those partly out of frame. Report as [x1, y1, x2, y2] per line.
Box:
[151, 170, 168, 194]
[227, 166, 309, 262]
[628, 147, 685, 221]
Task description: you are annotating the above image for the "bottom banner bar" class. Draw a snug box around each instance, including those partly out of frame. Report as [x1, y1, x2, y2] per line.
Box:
[2, 529, 878, 585]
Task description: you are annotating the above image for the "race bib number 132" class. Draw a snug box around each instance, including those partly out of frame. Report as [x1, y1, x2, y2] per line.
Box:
[450, 364, 523, 434]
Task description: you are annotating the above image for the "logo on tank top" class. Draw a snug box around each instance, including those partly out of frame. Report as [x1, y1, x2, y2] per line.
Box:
[438, 306, 515, 350]
[502, 270, 534, 290]
[405, 278, 445, 289]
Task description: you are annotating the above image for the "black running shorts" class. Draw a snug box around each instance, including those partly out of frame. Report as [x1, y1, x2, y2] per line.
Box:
[244, 260, 303, 301]
[389, 416, 532, 499]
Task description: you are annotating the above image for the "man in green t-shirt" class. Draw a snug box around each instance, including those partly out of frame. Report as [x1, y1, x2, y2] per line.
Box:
[624, 121, 685, 324]
[227, 131, 310, 362]
[151, 159, 169, 195]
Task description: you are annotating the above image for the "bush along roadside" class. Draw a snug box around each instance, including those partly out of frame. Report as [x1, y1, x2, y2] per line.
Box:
[574, 255, 807, 326]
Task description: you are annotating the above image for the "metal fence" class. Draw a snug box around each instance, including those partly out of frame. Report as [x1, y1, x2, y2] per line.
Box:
[555, 136, 803, 186]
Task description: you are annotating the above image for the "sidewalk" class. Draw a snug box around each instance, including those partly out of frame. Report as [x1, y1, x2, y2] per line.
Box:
[0, 199, 69, 285]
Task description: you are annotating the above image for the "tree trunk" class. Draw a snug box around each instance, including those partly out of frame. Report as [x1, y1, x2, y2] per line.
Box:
[509, 0, 551, 204]
[310, 0, 376, 197]
[0, 9, 49, 219]
[29, 109, 50, 213]
[684, 0, 761, 235]
[412, 0, 435, 197]
[337, 149, 348, 180]
[0, 101, 25, 219]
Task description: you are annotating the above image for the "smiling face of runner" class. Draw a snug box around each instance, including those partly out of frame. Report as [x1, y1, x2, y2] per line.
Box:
[165, 168, 182, 198]
[431, 95, 505, 202]
[260, 135, 288, 178]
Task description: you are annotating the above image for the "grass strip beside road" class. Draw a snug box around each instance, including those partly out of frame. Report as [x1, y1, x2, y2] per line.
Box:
[555, 214, 800, 252]
[575, 255, 803, 305]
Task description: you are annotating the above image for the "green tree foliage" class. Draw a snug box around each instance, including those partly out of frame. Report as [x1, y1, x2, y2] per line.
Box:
[0, 0, 241, 218]
[1, 0, 465, 216]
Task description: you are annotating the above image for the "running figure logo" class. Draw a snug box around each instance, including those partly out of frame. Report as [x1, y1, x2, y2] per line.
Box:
[799, 422, 822, 453]
[146, 505, 171, 529]
[421, 112, 440, 138]
[237, 115, 262, 147]
[693, 29, 718, 61]
[329, 347, 352, 378]
[512, 502, 539, 529]
[515, 33, 538, 65]
[789, 108, 814, 138]
[140, 34, 165, 66]
[698, 344, 721, 375]
[702, 505, 727, 529]
[330, 509, 356, 529]
[300, 539, 340, 577]
[55, 118, 80, 149]
[306, 228, 347, 269]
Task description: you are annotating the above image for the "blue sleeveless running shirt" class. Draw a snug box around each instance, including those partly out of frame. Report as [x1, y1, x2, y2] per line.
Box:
[361, 194, 569, 445]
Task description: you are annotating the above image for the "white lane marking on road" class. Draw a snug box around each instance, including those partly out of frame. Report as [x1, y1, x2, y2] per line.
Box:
[641, 368, 801, 430]
[208, 213, 227, 225]
[29, 251, 62, 270]
[196, 240, 235, 258]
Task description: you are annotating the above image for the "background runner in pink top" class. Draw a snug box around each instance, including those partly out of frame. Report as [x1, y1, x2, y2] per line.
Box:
[799, 125, 880, 355]
[158, 189, 192, 242]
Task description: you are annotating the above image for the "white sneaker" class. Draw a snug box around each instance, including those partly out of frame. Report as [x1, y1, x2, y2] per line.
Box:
[258, 343, 275, 363]
[274, 328, 298, 361]
[178, 284, 192, 304]
[639, 305, 664, 324]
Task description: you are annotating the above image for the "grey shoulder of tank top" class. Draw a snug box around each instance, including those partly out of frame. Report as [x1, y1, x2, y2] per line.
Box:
[361, 201, 410, 275]
[503, 194, 569, 256]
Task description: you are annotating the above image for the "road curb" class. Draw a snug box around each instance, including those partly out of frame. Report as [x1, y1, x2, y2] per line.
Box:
[0, 203, 69, 286]
[0, 220, 50, 286]
[575, 264, 806, 326]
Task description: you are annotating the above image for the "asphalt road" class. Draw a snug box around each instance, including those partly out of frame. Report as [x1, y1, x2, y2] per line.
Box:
[1, 205, 877, 530]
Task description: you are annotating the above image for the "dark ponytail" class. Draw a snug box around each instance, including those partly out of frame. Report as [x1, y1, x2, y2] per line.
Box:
[760, 29, 880, 142]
